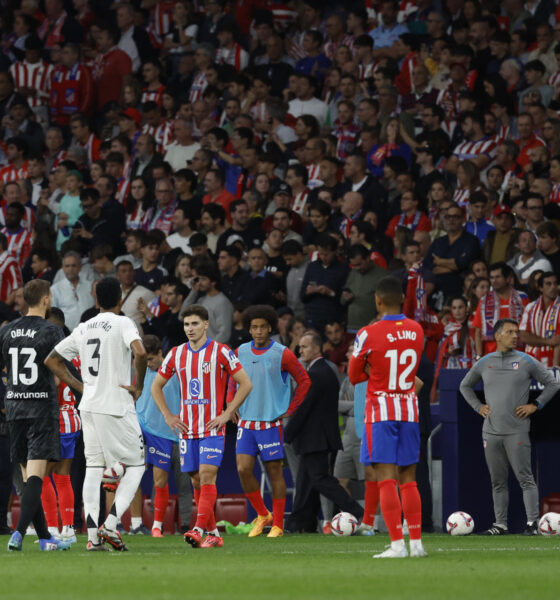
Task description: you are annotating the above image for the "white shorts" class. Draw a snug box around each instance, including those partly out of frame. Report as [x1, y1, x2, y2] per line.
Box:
[81, 408, 145, 468]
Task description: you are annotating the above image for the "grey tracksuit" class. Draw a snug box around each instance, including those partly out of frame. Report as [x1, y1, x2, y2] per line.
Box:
[459, 350, 560, 526]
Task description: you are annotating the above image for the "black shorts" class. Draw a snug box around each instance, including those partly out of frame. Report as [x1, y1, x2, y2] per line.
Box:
[8, 418, 60, 464]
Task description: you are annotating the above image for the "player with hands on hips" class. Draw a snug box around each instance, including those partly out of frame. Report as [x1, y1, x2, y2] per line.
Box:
[151, 305, 252, 549]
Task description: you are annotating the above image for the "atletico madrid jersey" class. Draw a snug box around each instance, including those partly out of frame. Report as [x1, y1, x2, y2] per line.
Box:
[159, 339, 242, 439]
[58, 357, 81, 434]
[348, 314, 424, 423]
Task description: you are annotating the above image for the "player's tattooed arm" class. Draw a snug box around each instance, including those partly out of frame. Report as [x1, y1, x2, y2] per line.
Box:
[44, 350, 84, 395]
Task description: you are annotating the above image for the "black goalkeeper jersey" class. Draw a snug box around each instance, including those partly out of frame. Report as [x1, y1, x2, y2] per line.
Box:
[0, 316, 64, 421]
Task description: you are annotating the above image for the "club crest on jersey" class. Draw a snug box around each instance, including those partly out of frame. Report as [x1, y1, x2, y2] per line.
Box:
[511, 362, 520, 370]
[202, 361, 211, 374]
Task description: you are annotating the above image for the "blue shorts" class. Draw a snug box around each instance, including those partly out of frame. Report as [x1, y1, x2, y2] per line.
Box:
[143, 429, 173, 472]
[360, 421, 420, 467]
[236, 426, 284, 462]
[179, 436, 225, 473]
[60, 432, 80, 460]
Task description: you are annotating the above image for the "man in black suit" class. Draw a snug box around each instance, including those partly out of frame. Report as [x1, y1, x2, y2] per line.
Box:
[129, 132, 163, 187]
[284, 331, 364, 532]
[341, 153, 388, 229]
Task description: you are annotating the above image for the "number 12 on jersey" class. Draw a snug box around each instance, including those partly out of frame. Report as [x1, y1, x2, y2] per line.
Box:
[384, 349, 417, 391]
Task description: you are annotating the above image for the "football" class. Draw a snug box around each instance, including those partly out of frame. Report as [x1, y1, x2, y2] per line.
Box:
[102, 461, 126, 484]
[331, 512, 358, 537]
[446, 511, 474, 536]
[538, 513, 560, 535]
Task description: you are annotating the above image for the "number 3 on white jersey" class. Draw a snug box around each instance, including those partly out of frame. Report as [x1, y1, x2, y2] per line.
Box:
[384, 349, 417, 390]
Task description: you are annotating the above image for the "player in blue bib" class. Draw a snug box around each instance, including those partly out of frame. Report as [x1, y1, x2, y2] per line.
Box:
[228, 305, 311, 537]
[135, 335, 181, 537]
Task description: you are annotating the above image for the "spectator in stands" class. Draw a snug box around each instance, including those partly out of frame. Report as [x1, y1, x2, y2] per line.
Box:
[508, 229, 553, 285]
[116, 4, 154, 72]
[143, 178, 177, 235]
[181, 261, 233, 343]
[218, 244, 249, 303]
[423, 203, 481, 300]
[301, 233, 348, 333]
[141, 280, 188, 353]
[115, 259, 154, 327]
[167, 204, 194, 255]
[288, 75, 328, 124]
[473, 262, 529, 356]
[50, 250, 94, 331]
[0, 232, 22, 304]
[91, 23, 132, 112]
[164, 118, 200, 172]
[202, 168, 235, 218]
[135, 231, 168, 291]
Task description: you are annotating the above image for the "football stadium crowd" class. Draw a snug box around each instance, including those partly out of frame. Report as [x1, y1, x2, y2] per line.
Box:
[3, 0, 560, 536]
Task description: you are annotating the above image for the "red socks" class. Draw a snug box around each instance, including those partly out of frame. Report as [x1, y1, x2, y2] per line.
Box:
[272, 498, 285, 529]
[153, 485, 169, 523]
[400, 481, 422, 540]
[246, 490, 269, 517]
[379, 479, 403, 542]
[52, 474, 74, 527]
[41, 476, 58, 528]
[195, 484, 217, 531]
[363, 481, 379, 527]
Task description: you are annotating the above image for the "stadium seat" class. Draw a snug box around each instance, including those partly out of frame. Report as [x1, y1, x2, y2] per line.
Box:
[541, 493, 560, 515]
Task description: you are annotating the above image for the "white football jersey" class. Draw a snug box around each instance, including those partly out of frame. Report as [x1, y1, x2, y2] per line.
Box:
[55, 312, 141, 416]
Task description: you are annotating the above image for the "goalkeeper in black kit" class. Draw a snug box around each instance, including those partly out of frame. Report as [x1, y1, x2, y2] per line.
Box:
[0, 280, 83, 552]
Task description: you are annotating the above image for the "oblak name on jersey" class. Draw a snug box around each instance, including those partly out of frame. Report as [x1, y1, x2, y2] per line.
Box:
[349, 315, 424, 424]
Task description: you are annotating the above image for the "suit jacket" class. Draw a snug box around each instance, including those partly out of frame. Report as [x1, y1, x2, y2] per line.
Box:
[130, 153, 164, 187]
[284, 358, 342, 455]
[341, 175, 388, 229]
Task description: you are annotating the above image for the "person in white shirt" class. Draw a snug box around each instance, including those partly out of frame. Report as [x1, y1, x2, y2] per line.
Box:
[288, 75, 328, 124]
[508, 229, 553, 285]
[166, 204, 194, 254]
[115, 260, 155, 327]
[45, 277, 148, 552]
[163, 118, 200, 172]
[50, 251, 95, 331]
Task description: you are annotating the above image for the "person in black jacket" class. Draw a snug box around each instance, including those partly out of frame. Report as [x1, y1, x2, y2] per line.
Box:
[141, 280, 188, 354]
[300, 234, 349, 334]
[284, 331, 364, 532]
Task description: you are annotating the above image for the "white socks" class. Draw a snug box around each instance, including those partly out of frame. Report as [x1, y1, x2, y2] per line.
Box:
[104, 466, 144, 531]
[83, 467, 103, 543]
[131, 517, 142, 529]
[152, 520, 163, 530]
[391, 538, 406, 551]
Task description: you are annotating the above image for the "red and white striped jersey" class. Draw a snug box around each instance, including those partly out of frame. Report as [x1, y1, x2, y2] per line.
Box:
[147, 0, 174, 46]
[58, 356, 81, 434]
[249, 100, 267, 123]
[519, 296, 560, 367]
[159, 339, 243, 439]
[358, 60, 379, 81]
[143, 121, 174, 153]
[323, 34, 355, 60]
[0, 226, 32, 267]
[0, 162, 29, 183]
[0, 250, 22, 302]
[452, 137, 497, 162]
[270, 3, 298, 31]
[148, 296, 169, 318]
[47, 149, 67, 172]
[189, 71, 208, 103]
[215, 43, 249, 72]
[348, 314, 424, 423]
[0, 205, 35, 233]
[452, 186, 471, 209]
[81, 133, 101, 167]
[292, 190, 310, 215]
[141, 84, 166, 107]
[548, 70, 560, 88]
[9, 60, 53, 107]
[551, 182, 560, 204]
[116, 177, 130, 205]
[306, 163, 321, 189]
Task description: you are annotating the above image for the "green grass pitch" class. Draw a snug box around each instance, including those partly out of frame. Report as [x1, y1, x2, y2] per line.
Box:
[2, 533, 559, 600]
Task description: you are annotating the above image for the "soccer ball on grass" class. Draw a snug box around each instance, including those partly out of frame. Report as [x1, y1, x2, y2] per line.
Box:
[446, 511, 474, 536]
[538, 513, 560, 535]
[331, 512, 358, 536]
